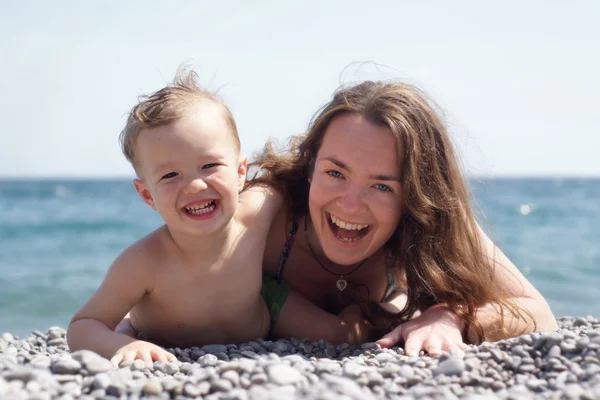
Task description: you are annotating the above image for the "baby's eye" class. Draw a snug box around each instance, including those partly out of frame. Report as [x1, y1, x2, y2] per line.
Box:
[374, 183, 392, 192]
[326, 170, 343, 179]
[161, 172, 178, 180]
[202, 163, 219, 170]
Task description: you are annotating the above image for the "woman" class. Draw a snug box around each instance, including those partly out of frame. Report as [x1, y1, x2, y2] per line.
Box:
[251, 80, 557, 356]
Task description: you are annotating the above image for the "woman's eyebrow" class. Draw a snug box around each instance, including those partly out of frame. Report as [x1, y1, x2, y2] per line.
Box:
[322, 156, 400, 182]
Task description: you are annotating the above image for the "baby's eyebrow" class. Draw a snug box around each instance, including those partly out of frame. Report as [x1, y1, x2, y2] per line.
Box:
[152, 162, 175, 174]
[322, 156, 400, 182]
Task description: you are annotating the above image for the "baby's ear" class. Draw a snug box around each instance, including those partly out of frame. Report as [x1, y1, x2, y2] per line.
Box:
[133, 179, 156, 210]
[237, 155, 248, 192]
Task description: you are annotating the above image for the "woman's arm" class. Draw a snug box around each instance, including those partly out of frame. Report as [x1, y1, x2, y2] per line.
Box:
[273, 291, 375, 345]
[463, 227, 557, 341]
[377, 228, 557, 355]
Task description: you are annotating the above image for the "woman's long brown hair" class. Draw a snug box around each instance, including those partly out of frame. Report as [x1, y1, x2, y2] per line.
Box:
[248, 80, 533, 343]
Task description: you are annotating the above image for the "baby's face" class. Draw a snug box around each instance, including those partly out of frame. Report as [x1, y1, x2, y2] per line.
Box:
[133, 103, 245, 237]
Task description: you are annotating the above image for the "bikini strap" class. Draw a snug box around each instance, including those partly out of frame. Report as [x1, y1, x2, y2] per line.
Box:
[275, 217, 301, 284]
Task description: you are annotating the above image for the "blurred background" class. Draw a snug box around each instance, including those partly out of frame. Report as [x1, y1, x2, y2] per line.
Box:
[1, 1, 599, 337]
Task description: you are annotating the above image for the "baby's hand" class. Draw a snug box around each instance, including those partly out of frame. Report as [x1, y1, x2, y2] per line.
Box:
[110, 340, 177, 366]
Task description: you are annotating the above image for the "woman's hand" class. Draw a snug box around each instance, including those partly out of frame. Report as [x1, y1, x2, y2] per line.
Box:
[110, 340, 177, 366]
[376, 304, 468, 357]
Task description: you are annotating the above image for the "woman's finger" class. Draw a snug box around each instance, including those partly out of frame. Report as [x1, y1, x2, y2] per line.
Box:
[425, 341, 443, 357]
[403, 335, 422, 357]
[375, 325, 402, 348]
[446, 343, 465, 357]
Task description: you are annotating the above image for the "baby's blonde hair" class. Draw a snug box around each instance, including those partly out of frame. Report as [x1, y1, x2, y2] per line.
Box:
[119, 67, 239, 171]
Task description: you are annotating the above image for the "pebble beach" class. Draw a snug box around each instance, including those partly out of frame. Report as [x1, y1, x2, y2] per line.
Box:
[1, 317, 599, 399]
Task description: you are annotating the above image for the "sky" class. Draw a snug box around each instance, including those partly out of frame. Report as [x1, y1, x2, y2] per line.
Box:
[1, 1, 599, 178]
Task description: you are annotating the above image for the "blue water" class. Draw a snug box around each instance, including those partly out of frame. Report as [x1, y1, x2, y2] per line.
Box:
[1, 178, 599, 337]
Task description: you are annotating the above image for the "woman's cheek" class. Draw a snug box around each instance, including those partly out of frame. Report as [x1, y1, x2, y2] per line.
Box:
[373, 193, 403, 219]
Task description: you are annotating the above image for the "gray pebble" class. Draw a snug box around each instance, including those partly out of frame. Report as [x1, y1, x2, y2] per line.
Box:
[433, 356, 465, 376]
[183, 382, 206, 397]
[84, 357, 112, 375]
[91, 373, 112, 389]
[2, 318, 600, 399]
[267, 364, 304, 385]
[198, 354, 218, 366]
[211, 378, 233, 392]
[165, 362, 180, 375]
[222, 370, 240, 386]
[51, 358, 81, 374]
[130, 359, 146, 371]
[201, 344, 228, 354]
[141, 380, 162, 395]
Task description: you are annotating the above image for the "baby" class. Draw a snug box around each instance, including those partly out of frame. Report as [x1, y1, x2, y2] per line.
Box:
[67, 68, 372, 365]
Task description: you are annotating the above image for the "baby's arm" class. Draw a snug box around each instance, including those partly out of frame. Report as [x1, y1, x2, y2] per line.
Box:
[272, 290, 374, 345]
[67, 239, 175, 364]
[114, 313, 138, 338]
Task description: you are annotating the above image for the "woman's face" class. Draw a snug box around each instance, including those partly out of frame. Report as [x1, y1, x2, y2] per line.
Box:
[308, 113, 403, 265]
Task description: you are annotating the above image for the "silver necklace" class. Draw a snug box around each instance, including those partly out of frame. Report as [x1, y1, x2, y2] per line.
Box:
[304, 217, 367, 291]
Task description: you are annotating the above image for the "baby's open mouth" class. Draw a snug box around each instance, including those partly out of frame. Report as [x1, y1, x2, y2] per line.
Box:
[184, 200, 217, 215]
[327, 213, 370, 242]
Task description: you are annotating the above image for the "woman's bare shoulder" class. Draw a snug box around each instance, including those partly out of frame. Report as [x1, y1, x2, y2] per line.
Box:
[262, 203, 294, 275]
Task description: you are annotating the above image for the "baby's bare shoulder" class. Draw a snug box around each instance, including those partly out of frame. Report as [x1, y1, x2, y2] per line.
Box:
[114, 226, 171, 274]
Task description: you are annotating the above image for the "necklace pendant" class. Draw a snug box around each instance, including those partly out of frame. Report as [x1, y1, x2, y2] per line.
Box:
[336, 278, 348, 291]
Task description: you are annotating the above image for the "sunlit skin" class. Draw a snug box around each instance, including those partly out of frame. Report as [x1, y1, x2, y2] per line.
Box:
[67, 103, 276, 364]
[262, 112, 556, 356]
[69, 102, 377, 365]
[261, 114, 410, 342]
[307, 113, 403, 267]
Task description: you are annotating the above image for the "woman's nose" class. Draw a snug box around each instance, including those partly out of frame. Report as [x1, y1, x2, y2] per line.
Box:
[337, 185, 366, 213]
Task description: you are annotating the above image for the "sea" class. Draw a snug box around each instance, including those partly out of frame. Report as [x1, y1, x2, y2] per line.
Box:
[0, 178, 599, 338]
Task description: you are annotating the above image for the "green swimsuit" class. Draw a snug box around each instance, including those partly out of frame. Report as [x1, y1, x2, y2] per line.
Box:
[261, 217, 406, 326]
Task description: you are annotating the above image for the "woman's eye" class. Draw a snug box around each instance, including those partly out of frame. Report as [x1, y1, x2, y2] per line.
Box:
[161, 172, 178, 180]
[374, 183, 392, 192]
[202, 163, 219, 170]
[326, 170, 343, 179]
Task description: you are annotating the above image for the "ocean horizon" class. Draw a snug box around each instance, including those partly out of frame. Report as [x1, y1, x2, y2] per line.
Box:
[1, 177, 599, 338]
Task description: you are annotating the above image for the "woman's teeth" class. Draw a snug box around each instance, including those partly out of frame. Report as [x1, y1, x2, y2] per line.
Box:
[328, 214, 370, 242]
[185, 201, 215, 214]
[330, 215, 368, 231]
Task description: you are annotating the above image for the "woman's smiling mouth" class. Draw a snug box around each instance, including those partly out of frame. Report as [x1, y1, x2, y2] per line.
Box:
[327, 213, 370, 242]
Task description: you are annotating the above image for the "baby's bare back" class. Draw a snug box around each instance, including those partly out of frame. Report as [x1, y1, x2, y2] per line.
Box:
[129, 225, 270, 348]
